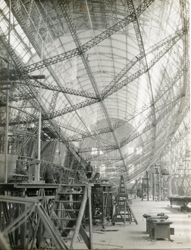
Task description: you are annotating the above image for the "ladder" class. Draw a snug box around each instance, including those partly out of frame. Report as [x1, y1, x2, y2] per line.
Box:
[112, 175, 138, 225]
[51, 184, 93, 249]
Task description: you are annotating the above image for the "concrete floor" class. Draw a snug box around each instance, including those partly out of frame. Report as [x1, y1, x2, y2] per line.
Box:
[75, 199, 191, 249]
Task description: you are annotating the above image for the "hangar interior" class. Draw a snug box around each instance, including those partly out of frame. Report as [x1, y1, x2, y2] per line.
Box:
[0, 0, 190, 249]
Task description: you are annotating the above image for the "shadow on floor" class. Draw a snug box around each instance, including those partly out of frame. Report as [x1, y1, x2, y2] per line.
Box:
[163, 206, 189, 214]
[129, 231, 148, 235]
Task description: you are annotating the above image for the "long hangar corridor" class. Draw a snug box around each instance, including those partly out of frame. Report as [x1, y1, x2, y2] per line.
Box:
[0, 0, 190, 249]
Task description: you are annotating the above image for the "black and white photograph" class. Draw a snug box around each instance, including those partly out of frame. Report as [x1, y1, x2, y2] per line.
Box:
[0, 0, 190, 249]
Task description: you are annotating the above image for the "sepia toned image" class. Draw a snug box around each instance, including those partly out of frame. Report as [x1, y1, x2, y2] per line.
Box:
[0, 0, 190, 249]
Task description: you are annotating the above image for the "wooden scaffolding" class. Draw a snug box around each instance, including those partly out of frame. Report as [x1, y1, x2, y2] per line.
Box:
[112, 175, 138, 225]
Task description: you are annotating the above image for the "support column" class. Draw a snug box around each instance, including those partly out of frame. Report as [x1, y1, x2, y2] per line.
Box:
[161, 175, 164, 200]
[4, 0, 11, 184]
[88, 184, 93, 249]
[142, 171, 149, 201]
[157, 170, 160, 201]
[35, 112, 41, 181]
[152, 172, 155, 201]
[146, 171, 149, 201]
[4, 90, 9, 184]
[141, 178, 144, 201]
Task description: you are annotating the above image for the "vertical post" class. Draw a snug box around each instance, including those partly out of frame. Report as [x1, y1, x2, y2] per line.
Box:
[4, 0, 11, 184]
[152, 172, 155, 201]
[20, 204, 26, 248]
[146, 171, 149, 201]
[0, 231, 10, 250]
[141, 178, 144, 201]
[88, 184, 93, 249]
[124, 200, 126, 226]
[157, 171, 160, 201]
[92, 189, 94, 220]
[0, 203, 2, 229]
[102, 188, 105, 228]
[168, 175, 172, 197]
[15, 204, 19, 246]
[161, 176, 163, 200]
[20, 191, 26, 249]
[70, 186, 88, 249]
[35, 111, 41, 181]
[4, 90, 9, 184]
[155, 171, 157, 201]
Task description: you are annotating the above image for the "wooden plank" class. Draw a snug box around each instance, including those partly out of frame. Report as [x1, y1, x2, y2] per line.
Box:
[36, 204, 68, 249]
[0, 231, 10, 250]
[2, 204, 35, 235]
[88, 184, 93, 249]
[70, 186, 88, 249]
[79, 225, 91, 249]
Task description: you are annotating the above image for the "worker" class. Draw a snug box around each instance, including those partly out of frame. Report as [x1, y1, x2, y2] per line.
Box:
[44, 167, 54, 183]
[67, 187, 74, 208]
[76, 170, 80, 182]
[86, 162, 93, 179]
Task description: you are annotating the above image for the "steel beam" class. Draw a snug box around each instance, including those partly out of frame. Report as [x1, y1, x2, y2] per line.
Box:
[68, 88, 184, 142]
[2, 31, 183, 126]
[49, 92, 59, 114]
[71, 44, 183, 142]
[38, 30, 184, 120]
[127, 103, 190, 182]
[103, 29, 185, 98]
[0, 32, 42, 112]
[0, 27, 87, 170]
[101, 21, 182, 97]
[10, 0, 95, 139]
[58, 0, 129, 170]
[31, 80, 97, 99]
[22, 0, 155, 73]
[78, 93, 184, 154]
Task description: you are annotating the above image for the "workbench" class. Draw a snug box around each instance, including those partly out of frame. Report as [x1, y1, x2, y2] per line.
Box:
[0, 183, 58, 196]
[169, 196, 191, 211]
[151, 221, 173, 240]
[146, 216, 168, 233]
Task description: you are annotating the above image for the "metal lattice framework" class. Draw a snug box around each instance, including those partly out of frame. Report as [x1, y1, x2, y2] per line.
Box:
[0, 0, 190, 186]
[159, 110, 191, 196]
